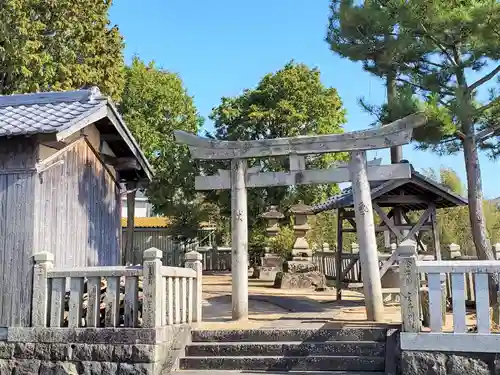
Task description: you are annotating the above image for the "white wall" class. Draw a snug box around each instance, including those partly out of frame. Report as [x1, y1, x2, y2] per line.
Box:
[121, 199, 151, 218]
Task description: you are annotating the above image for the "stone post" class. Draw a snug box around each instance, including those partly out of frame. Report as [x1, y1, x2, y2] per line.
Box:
[32, 252, 54, 327]
[230, 158, 249, 321]
[493, 243, 500, 260]
[351, 243, 360, 254]
[447, 243, 461, 259]
[185, 251, 203, 323]
[323, 243, 331, 252]
[290, 202, 313, 260]
[142, 247, 163, 328]
[398, 240, 420, 332]
[349, 150, 384, 322]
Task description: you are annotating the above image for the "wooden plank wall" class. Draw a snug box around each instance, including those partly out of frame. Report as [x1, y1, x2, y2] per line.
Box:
[121, 229, 178, 265]
[34, 139, 121, 268]
[0, 137, 38, 327]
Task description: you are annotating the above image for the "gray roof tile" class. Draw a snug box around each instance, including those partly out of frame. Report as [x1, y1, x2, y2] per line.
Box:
[0, 88, 107, 137]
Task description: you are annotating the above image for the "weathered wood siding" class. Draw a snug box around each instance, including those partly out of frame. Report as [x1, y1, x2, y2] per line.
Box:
[122, 229, 180, 265]
[34, 138, 121, 268]
[0, 137, 38, 327]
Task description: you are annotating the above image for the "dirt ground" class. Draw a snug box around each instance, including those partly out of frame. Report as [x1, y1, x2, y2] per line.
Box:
[199, 274, 479, 331]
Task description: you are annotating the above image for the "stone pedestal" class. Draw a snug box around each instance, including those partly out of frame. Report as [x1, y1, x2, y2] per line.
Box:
[253, 254, 284, 281]
[273, 202, 327, 290]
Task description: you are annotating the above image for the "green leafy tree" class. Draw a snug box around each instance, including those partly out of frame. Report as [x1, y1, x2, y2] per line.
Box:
[422, 167, 500, 255]
[208, 61, 347, 220]
[326, 0, 500, 266]
[0, 0, 124, 99]
[439, 168, 465, 197]
[119, 57, 204, 260]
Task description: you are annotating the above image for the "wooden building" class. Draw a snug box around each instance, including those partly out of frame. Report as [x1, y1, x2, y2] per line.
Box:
[311, 162, 468, 299]
[0, 87, 153, 327]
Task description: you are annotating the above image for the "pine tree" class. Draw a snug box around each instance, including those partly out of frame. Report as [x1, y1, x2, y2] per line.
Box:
[326, 0, 500, 267]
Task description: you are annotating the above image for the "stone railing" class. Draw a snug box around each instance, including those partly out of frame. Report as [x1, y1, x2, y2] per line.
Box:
[399, 243, 500, 353]
[31, 247, 203, 328]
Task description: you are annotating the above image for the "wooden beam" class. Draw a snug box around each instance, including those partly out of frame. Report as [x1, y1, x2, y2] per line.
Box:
[430, 205, 442, 260]
[374, 195, 430, 204]
[404, 203, 434, 243]
[100, 154, 140, 170]
[373, 203, 403, 242]
[342, 210, 356, 219]
[100, 133, 123, 142]
[336, 208, 344, 300]
[175, 113, 427, 160]
[40, 141, 68, 150]
[379, 247, 401, 278]
[194, 163, 412, 190]
[346, 217, 357, 229]
[342, 224, 432, 233]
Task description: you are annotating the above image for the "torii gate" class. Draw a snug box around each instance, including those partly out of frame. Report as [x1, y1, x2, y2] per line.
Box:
[175, 113, 426, 322]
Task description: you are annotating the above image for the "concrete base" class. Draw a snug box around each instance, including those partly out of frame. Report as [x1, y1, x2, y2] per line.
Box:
[273, 271, 327, 290]
[401, 350, 497, 375]
[252, 266, 279, 281]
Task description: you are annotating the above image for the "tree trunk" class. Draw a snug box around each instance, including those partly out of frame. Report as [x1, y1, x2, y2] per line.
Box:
[386, 71, 402, 164]
[462, 122, 499, 307]
[125, 182, 137, 265]
[455, 57, 499, 312]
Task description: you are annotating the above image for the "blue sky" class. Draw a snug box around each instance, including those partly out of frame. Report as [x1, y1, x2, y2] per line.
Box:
[110, 0, 498, 199]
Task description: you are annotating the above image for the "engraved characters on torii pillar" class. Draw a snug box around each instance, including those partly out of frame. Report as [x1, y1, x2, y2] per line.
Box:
[174, 113, 426, 322]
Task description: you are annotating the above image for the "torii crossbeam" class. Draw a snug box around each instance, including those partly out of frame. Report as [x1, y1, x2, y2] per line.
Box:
[175, 113, 427, 322]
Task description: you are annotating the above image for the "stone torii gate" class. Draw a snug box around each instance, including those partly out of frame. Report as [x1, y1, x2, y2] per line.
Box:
[175, 113, 426, 322]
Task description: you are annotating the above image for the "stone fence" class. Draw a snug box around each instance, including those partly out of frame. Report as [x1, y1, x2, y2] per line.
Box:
[399, 241, 500, 374]
[0, 248, 203, 375]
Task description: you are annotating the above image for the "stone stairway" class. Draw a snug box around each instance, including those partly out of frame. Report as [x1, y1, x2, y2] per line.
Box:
[171, 326, 395, 374]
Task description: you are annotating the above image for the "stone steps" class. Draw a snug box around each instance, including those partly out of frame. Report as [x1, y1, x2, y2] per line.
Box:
[179, 355, 385, 372]
[185, 341, 386, 357]
[173, 327, 390, 374]
[173, 371, 385, 374]
[191, 327, 387, 343]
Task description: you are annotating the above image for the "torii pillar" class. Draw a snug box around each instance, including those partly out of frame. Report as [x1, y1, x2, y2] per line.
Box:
[230, 159, 249, 320]
[350, 151, 384, 321]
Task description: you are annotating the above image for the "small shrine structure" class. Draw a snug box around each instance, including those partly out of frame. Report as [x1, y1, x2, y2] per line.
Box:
[311, 165, 468, 299]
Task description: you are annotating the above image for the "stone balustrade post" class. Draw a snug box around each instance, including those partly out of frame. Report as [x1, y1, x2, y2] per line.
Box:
[398, 240, 421, 333]
[323, 243, 331, 252]
[493, 243, 500, 260]
[351, 243, 359, 254]
[142, 247, 163, 328]
[448, 243, 461, 259]
[185, 251, 203, 323]
[32, 252, 54, 327]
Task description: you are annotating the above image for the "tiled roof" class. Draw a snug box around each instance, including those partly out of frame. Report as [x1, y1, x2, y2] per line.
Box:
[121, 217, 171, 228]
[0, 87, 106, 137]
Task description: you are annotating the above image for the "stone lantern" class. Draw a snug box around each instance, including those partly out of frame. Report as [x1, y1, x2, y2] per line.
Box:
[252, 206, 285, 281]
[262, 205, 284, 238]
[289, 201, 313, 260]
[273, 201, 327, 290]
